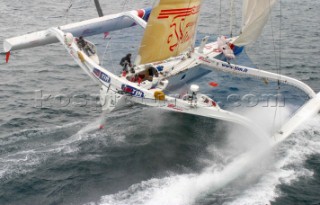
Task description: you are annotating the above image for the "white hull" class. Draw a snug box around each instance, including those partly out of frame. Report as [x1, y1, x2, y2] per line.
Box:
[272, 92, 320, 143]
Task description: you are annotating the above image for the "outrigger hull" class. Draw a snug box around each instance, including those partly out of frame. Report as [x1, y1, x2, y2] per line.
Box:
[3, 9, 150, 53]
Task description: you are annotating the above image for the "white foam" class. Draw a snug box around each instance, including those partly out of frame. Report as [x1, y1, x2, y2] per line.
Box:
[226, 116, 320, 205]
[56, 110, 128, 148]
[92, 108, 320, 205]
[96, 147, 273, 205]
[0, 121, 82, 146]
[0, 119, 105, 180]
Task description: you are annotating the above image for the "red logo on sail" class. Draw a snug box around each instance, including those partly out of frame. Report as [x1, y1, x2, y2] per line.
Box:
[157, 6, 200, 52]
[157, 6, 200, 19]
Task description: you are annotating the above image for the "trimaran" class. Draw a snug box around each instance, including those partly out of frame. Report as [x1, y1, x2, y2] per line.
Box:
[2, 0, 320, 141]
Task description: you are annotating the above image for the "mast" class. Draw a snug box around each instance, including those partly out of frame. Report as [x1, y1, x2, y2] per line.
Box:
[94, 0, 104, 17]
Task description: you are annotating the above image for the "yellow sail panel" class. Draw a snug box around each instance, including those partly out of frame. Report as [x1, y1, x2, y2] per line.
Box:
[137, 0, 202, 65]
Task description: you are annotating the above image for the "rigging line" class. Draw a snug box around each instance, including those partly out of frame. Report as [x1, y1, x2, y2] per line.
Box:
[219, 0, 222, 36]
[231, 56, 258, 98]
[267, 2, 277, 70]
[63, 0, 73, 24]
[100, 37, 111, 66]
[271, 0, 282, 138]
[102, 0, 129, 74]
[229, 0, 235, 37]
[266, 0, 281, 92]
[279, 0, 282, 77]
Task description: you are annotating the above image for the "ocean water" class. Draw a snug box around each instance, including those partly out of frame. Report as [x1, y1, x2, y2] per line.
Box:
[0, 0, 319, 205]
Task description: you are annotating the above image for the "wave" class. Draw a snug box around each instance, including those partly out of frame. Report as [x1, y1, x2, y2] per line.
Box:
[0, 121, 83, 179]
[0, 121, 81, 146]
[88, 108, 320, 205]
[0, 108, 137, 182]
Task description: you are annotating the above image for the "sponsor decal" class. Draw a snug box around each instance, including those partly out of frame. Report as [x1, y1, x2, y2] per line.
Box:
[93, 68, 111, 83]
[221, 63, 248, 73]
[199, 56, 211, 63]
[167, 103, 183, 111]
[136, 8, 151, 21]
[121, 84, 145, 98]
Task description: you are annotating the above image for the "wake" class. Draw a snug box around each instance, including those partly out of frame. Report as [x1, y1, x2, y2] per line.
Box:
[92, 107, 320, 205]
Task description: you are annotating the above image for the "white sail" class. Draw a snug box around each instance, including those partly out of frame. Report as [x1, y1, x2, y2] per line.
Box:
[233, 0, 277, 46]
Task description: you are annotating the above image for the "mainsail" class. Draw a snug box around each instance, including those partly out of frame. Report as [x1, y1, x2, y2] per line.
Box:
[136, 0, 202, 65]
[233, 0, 277, 46]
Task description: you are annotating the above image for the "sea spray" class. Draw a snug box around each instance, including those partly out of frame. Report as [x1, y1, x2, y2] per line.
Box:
[96, 105, 299, 205]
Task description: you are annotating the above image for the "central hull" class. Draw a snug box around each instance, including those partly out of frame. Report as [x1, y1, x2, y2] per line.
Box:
[165, 66, 211, 92]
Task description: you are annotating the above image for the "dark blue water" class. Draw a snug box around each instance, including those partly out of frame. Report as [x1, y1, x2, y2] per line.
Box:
[0, 0, 319, 205]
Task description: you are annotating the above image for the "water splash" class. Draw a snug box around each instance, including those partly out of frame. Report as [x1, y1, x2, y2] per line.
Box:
[92, 107, 320, 205]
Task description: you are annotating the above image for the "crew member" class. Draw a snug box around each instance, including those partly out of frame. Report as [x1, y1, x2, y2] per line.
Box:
[120, 53, 133, 73]
[77, 36, 95, 56]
